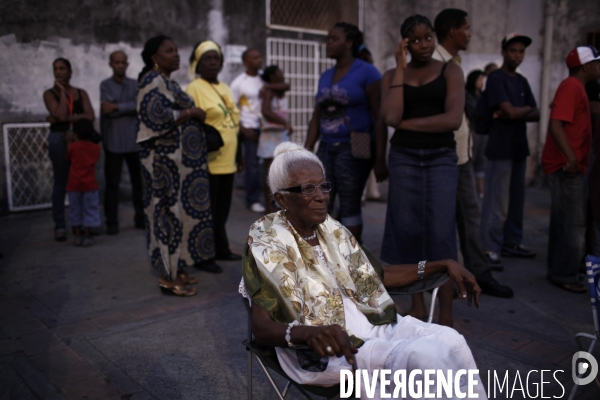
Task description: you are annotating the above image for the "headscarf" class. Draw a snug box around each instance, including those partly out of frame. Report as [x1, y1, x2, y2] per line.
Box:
[188, 40, 222, 81]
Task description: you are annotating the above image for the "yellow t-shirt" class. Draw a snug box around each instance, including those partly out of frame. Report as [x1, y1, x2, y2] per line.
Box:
[186, 79, 240, 175]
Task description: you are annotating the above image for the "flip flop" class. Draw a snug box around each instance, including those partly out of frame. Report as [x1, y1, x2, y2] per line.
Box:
[548, 280, 587, 294]
[158, 280, 197, 296]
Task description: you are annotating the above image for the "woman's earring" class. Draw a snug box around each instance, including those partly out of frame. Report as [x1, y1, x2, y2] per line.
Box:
[154, 63, 160, 72]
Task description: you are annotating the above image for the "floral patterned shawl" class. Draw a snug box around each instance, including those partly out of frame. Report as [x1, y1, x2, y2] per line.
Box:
[243, 211, 396, 342]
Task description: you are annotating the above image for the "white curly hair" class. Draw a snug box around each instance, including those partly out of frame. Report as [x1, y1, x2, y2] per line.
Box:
[268, 142, 325, 197]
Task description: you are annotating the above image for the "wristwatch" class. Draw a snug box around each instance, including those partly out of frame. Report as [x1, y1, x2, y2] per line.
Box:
[418, 260, 426, 280]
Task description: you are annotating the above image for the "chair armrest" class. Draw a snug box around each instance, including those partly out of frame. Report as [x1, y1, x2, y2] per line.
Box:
[386, 272, 450, 295]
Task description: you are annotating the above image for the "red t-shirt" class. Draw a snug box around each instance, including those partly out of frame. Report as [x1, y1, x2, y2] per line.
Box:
[66, 141, 101, 191]
[542, 77, 592, 175]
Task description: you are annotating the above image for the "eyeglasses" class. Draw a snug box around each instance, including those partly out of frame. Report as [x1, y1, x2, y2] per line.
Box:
[281, 182, 332, 195]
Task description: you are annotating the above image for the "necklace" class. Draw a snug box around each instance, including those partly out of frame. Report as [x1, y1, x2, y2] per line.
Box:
[303, 230, 317, 241]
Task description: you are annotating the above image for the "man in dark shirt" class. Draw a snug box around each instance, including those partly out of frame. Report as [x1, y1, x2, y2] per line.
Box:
[433, 8, 513, 298]
[100, 51, 144, 235]
[480, 34, 540, 266]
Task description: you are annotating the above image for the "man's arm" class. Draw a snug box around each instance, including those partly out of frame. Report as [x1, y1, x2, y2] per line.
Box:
[548, 118, 578, 177]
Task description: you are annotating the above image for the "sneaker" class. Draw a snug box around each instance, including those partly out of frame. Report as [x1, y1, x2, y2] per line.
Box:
[82, 237, 96, 247]
[501, 244, 536, 258]
[74, 236, 84, 247]
[484, 251, 504, 271]
[250, 202, 266, 213]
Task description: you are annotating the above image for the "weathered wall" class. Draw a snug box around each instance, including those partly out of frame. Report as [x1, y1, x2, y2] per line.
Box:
[0, 0, 266, 215]
[1, 0, 599, 213]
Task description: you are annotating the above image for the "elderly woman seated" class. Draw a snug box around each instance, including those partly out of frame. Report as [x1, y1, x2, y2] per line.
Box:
[240, 142, 487, 399]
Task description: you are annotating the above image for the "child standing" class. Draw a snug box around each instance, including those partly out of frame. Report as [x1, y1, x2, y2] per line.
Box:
[259, 65, 291, 213]
[66, 119, 101, 246]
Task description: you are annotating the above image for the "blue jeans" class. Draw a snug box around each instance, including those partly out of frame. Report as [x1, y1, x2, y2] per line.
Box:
[480, 158, 526, 252]
[48, 132, 71, 232]
[241, 131, 261, 207]
[381, 147, 458, 264]
[68, 190, 101, 228]
[317, 141, 373, 227]
[547, 171, 587, 283]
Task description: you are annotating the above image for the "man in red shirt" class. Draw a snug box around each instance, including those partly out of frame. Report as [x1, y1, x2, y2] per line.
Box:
[542, 46, 600, 293]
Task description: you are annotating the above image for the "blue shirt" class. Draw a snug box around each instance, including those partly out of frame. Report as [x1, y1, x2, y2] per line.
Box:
[100, 76, 139, 153]
[316, 59, 381, 143]
[484, 69, 537, 160]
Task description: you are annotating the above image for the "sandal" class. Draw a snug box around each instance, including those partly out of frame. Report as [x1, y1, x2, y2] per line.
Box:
[177, 270, 198, 285]
[548, 279, 587, 294]
[158, 279, 197, 296]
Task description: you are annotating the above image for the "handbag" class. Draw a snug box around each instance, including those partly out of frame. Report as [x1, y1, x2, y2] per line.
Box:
[202, 123, 224, 152]
[344, 117, 372, 159]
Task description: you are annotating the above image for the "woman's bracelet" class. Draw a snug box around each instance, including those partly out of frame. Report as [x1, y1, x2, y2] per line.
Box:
[389, 84, 404, 88]
[285, 320, 300, 347]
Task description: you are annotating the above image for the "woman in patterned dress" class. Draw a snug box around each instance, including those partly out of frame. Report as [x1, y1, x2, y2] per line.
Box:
[136, 35, 221, 297]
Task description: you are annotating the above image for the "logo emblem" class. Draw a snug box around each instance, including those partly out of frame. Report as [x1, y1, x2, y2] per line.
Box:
[572, 351, 598, 386]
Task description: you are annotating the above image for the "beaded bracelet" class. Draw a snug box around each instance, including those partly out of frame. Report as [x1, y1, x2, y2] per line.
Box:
[285, 320, 300, 347]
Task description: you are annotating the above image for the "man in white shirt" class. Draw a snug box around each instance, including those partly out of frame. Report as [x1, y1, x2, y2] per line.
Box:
[230, 49, 265, 213]
[433, 8, 513, 298]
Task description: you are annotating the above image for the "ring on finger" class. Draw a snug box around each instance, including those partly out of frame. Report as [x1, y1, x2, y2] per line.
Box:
[326, 346, 333, 354]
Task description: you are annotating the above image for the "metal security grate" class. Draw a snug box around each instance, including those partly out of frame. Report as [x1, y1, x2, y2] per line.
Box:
[3, 123, 56, 211]
[267, 38, 336, 145]
[267, 0, 360, 34]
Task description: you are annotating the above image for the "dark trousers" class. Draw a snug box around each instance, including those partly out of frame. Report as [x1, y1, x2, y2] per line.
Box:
[104, 150, 144, 228]
[209, 173, 234, 257]
[547, 170, 587, 283]
[48, 132, 70, 232]
[480, 158, 527, 252]
[456, 161, 492, 278]
[241, 133, 261, 207]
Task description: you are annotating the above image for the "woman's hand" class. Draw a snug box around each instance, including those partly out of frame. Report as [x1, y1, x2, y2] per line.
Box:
[445, 260, 481, 308]
[240, 126, 259, 142]
[298, 324, 358, 365]
[189, 107, 206, 123]
[54, 80, 66, 93]
[374, 159, 388, 182]
[395, 39, 409, 69]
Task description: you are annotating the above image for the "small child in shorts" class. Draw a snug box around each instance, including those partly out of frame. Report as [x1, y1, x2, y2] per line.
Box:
[66, 119, 101, 246]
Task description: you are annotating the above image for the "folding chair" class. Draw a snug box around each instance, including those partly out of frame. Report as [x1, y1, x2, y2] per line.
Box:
[568, 254, 600, 400]
[241, 244, 449, 399]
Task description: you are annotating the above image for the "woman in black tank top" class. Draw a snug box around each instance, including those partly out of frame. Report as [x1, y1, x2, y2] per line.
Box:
[43, 58, 95, 241]
[378, 16, 479, 327]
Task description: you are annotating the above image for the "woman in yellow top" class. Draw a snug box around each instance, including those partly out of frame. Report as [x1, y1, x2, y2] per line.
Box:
[186, 41, 242, 260]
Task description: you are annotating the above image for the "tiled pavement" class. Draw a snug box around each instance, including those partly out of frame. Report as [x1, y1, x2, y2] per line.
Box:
[0, 186, 599, 399]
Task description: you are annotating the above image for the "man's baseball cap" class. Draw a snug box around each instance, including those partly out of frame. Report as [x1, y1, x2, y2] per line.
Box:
[501, 33, 532, 49]
[566, 46, 600, 68]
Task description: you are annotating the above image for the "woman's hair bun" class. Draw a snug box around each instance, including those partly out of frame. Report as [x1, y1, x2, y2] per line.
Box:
[273, 142, 304, 158]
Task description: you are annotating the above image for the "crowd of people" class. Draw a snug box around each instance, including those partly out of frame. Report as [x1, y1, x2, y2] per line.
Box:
[40, 6, 600, 398]
[41, 8, 600, 299]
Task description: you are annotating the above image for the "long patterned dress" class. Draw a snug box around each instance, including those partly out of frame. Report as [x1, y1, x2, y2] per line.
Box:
[137, 70, 215, 279]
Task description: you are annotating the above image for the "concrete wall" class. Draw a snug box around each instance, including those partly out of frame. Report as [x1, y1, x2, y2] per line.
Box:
[1, 0, 599, 213]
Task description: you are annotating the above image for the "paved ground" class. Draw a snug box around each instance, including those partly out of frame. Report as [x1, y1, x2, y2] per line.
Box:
[0, 185, 599, 400]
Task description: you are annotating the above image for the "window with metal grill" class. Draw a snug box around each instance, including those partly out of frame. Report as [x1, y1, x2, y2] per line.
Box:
[267, 0, 360, 34]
